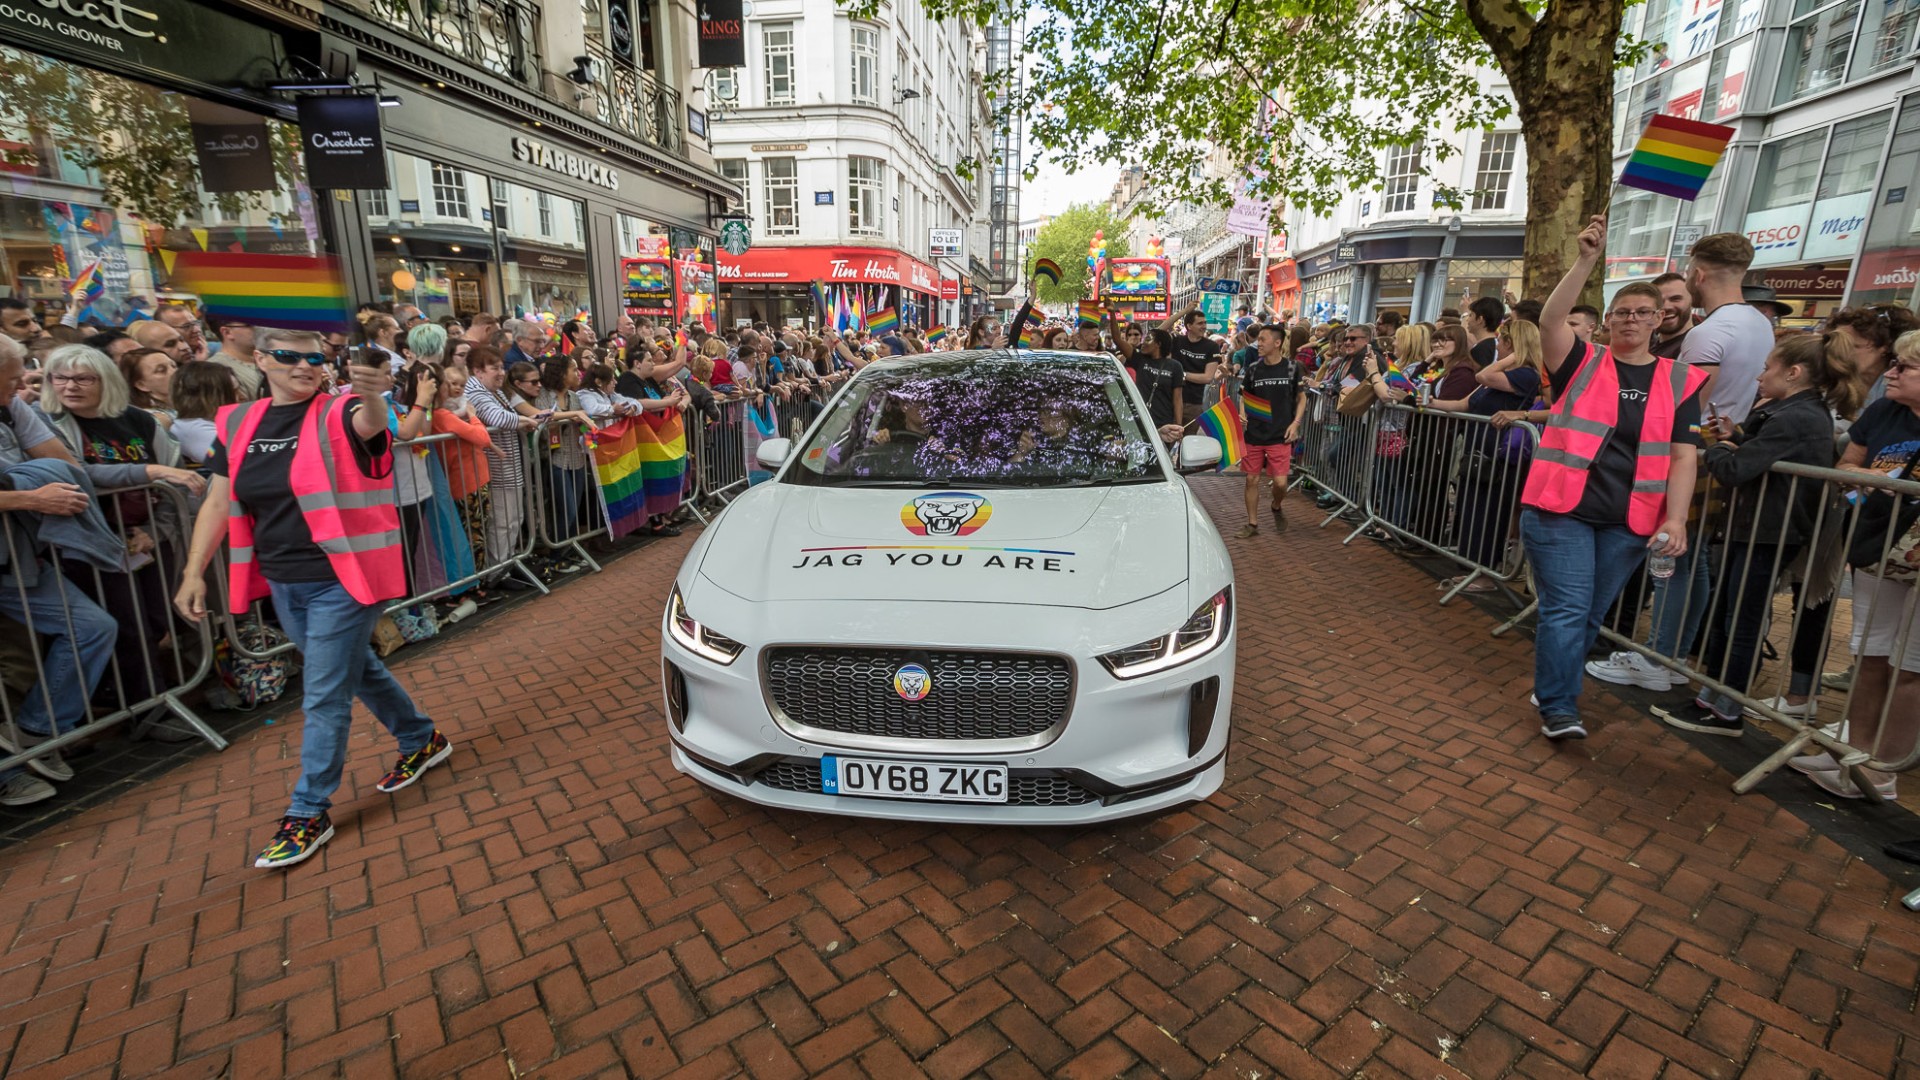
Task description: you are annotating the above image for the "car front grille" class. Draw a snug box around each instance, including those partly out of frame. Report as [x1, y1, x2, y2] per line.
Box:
[762, 647, 1072, 745]
[751, 759, 1098, 806]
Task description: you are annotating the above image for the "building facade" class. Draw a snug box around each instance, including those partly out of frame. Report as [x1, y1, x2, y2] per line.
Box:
[1604, 0, 1917, 323]
[0, 0, 735, 331]
[702, 0, 995, 330]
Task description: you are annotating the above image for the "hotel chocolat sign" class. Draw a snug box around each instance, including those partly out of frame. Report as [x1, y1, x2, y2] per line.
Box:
[698, 0, 745, 68]
[297, 96, 388, 190]
[189, 100, 275, 193]
[3, 0, 284, 94]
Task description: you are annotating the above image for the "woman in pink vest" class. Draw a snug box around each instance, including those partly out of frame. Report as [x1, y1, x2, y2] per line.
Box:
[1524, 215, 1712, 740]
[174, 328, 453, 869]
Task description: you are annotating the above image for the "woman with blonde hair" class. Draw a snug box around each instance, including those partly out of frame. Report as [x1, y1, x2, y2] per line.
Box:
[1393, 323, 1433, 381]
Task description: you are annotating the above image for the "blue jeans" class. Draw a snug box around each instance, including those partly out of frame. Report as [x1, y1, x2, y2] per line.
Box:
[1646, 543, 1712, 661]
[270, 579, 435, 818]
[1522, 510, 1649, 721]
[0, 562, 117, 736]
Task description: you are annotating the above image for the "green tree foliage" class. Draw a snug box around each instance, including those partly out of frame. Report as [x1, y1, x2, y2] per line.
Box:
[1028, 203, 1130, 303]
[873, 0, 1639, 298]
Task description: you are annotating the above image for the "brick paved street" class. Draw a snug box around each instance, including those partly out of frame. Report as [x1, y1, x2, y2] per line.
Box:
[1, 476, 1917, 1079]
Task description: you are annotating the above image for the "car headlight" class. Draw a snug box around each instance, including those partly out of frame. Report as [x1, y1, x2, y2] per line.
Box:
[1098, 588, 1231, 679]
[667, 585, 744, 665]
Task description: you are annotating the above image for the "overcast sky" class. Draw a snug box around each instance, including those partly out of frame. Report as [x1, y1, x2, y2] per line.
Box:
[1024, 157, 1122, 220]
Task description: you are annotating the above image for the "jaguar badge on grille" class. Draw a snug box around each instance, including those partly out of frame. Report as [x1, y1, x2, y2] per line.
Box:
[893, 663, 932, 702]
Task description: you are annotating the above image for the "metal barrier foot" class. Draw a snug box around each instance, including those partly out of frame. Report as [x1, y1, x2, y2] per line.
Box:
[154, 695, 229, 752]
[1731, 727, 1819, 795]
[512, 560, 551, 595]
[1438, 569, 1485, 606]
[1492, 599, 1537, 638]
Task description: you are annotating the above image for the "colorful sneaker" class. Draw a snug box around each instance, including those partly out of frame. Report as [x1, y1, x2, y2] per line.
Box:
[255, 813, 333, 869]
[376, 730, 452, 794]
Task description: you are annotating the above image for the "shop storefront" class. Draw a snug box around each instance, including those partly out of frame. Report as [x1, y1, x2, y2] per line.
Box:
[716, 245, 942, 330]
[1296, 248, 1355, 324]
[353, 75, 722, 332]
[1847, 92, 1920, 308]
[0, 0, 325, 329]
[1265, 259, 1300, 320]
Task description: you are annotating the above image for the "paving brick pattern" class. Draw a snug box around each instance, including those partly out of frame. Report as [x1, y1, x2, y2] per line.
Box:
[1, 476, 1917, 1079]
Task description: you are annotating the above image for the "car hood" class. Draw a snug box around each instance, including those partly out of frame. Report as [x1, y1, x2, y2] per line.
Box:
[697, 482, 1190, 609]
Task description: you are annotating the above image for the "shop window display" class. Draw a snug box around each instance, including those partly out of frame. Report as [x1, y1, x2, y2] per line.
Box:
[0, 46, 320, 331]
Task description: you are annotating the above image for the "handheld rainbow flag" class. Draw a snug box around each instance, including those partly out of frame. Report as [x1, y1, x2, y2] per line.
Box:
[72, 260, 106, 304]
[868, 306, 900, 334]
[1383, 362, 1414, 394]
[925, 324, 948, 344]
[1013, 309, 1042, 349]
[1618, 115, 1735, 201]
[1033, 258, 1062, 286]
[169, 252, 352, 333]
[1195, 397, 1247, 472]
[590, 411, 688, 537]
[1241, 390, 1273, 425]
[1075, 300, 1101, 329]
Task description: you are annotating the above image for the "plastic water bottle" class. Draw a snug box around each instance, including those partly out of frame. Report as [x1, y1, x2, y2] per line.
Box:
[1647, 534, 1676, 579]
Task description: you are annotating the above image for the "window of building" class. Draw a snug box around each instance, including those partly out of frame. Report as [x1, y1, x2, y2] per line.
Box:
[537, 190, 554, 235]
[711, 66, 738, 104]
[1777, 0, 1864, 103]
[1605, 186, 1678, 280]
[851, 25, 879, 104]
[1819, 111, 1894, 197]
[1470, 132, 1518, 210]
[764, 23, 795, 105]
[1750, 129, 1829, 209]
[765, 158, 799, 235]
[431, 162, 471, 219]
[1854, 0, 1920, 77]
[717, 158, 749, 219]
[850, 156, 884, 236]
[1381, 143, 1422, 213]
[364, 183, 390, 219]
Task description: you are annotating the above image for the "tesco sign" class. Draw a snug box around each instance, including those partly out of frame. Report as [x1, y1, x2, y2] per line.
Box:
[1741, 204, 1811, 267]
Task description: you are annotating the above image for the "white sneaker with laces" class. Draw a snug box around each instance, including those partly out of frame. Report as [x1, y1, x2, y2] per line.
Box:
[1745, 695, 1814, 719]
[1584, 651, 1683, 690]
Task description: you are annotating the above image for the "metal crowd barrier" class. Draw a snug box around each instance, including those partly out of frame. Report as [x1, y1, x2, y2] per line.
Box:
[527, 420, 606, 574]
[1591, 459, 1920, 798]
[690, 397, 749, 512]
[1291, 385, 1380, 530]
[2, 480, 224, 783]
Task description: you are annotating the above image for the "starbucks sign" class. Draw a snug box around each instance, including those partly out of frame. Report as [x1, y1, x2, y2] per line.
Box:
[719, 218, 752, 257]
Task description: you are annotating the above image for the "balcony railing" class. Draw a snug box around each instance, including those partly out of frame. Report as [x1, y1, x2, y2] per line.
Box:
[578, 43, 683, 154]
[354, 0, 543, 87]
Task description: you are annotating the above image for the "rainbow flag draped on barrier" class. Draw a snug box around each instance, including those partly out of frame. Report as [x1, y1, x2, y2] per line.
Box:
[1195, 397, 1246, 472]
[168, 252, 352, 333]
[589, 412, 687, 536]
[1618, 115, 1735, 201]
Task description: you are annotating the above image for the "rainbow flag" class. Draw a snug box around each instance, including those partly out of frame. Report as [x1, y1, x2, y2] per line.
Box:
[1384, 362, 1414, 394]
[590, 412, 688, 536]
[74, 260, 106, 303]
[1033, 258, 1062, 286]
[1195, 397, 1246, 472]
[868, 306, 900, 334]
[1618, 115, 1735, 201]
[925, 324, 948, 344]
[168, 252, 351, 333]
[1076, 300, 1101, 329]
[1242, 391, 1273, 423]
[1014, 310, 1042, 349]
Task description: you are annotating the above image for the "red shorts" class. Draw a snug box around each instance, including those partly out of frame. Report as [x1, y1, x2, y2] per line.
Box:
[1241, 442, 1292, 478]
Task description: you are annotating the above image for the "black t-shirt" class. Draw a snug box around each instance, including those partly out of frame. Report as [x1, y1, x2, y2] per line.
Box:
[208, 398, 390, 583]
[615, 370, 648, 399]
[1847, 398, 1920, 564]
[1241, 358, 1304, 445]
[1547, 340, 1589, 403]
[1570, 357, 1705, 527]
[1470, 336, 1498, 370]
[1134, 355, 1184, 428]
[1169, 334, 1221, 405]
[75, 409, 160, 466]
[1651, 328, 1688, 360]
[1468, 366, 1542, 417]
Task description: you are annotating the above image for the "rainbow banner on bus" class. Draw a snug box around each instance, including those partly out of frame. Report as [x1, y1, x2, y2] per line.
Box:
[590, 412, 687, 536]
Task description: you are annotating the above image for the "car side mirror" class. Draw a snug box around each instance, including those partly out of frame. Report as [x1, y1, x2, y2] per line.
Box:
[1177, 435, 1222, 474]
[756, 438, 791, 469]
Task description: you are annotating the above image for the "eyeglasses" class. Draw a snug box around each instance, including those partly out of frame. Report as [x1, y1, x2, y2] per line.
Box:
[261, 349, 330, 366]
[1344, 335, 1367, 342]
[49, 373, 100, 386]
[1611, 309, 1661, 322]
[1891, 360, 1920, 375]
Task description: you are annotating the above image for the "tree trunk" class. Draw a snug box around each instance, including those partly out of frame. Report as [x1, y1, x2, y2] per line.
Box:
[1467, 0, 1626, 303]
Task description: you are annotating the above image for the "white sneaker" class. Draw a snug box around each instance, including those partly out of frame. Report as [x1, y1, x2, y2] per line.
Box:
[1805, 766, 1896, 802]
[1789, 752, 1841, 775]
[1745, 695, 1814, 720]
[0, 772, 56, 806]
[1584, 651, 1683, 690]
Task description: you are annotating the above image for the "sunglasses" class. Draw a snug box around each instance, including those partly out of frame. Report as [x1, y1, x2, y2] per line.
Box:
[261, 349, 329, 366]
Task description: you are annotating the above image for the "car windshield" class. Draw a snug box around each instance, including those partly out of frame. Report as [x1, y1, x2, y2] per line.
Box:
[783, 353, 1164, 487]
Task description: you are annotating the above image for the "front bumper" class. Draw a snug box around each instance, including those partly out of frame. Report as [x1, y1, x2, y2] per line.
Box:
[660, 595, 1236, 824]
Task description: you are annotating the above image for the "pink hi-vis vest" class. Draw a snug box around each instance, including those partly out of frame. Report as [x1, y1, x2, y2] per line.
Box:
[1521, 346, 1710, 536]
[218, 396, 407, 615]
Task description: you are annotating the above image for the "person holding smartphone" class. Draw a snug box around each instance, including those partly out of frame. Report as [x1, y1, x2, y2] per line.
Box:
[174, 329, 452, 870]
